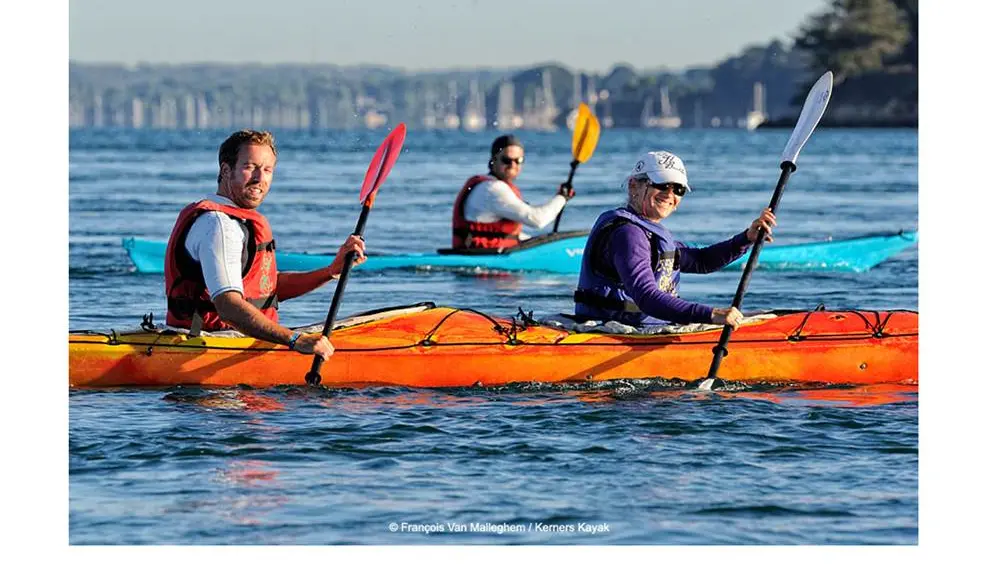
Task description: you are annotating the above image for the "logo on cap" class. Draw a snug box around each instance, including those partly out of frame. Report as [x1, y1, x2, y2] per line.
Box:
[655, 152, 685, 173]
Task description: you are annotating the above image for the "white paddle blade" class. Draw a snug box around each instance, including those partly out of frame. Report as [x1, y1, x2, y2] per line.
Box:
[780, 71, 833, 166]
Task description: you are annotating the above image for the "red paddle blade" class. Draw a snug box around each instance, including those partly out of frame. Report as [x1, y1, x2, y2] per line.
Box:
[359, 123, 407, 205]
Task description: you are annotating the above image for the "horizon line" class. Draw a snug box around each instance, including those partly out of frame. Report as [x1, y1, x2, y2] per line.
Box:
[68, 59, 735, 76]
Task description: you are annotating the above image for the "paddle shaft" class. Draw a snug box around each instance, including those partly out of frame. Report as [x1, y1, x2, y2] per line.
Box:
[551, 160, 579, 233]
[706, 161, 796, 379]
[304, 203, 371, 385]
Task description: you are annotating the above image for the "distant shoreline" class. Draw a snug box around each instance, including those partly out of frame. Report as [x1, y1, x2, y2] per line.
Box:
[759, 118, 917, 129]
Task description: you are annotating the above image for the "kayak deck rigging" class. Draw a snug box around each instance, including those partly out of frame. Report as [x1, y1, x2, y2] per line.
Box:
[69, 302, 919, 389]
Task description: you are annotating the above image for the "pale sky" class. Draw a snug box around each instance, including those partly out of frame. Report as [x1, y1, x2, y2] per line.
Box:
[69, 0, 830, 72]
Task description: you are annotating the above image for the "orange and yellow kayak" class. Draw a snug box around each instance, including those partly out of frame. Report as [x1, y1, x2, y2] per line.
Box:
[68, 303, 918, 389]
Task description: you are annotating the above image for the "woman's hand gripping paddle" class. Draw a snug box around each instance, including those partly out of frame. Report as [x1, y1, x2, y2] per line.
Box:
[552, 102, 600, 233]
[305, 124, 407, 386]
[699, 71, 834, 391]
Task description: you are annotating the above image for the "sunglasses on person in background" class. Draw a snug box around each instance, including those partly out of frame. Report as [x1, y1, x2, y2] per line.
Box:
[647, 180, 688, 196]
[499, 156, 524, 165]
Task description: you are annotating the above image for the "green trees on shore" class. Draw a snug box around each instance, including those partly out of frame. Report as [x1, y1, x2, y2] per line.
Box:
[796, 0, 912, 82]
[784, 0, 917, 125]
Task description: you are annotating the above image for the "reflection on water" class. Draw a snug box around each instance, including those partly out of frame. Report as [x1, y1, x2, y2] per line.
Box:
[164, 389, 287, 412]
[746, 384, 919, 407]
[211, 460, 287, 527]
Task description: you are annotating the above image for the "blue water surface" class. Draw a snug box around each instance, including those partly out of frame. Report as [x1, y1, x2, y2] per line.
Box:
[69, 127, 918, 544]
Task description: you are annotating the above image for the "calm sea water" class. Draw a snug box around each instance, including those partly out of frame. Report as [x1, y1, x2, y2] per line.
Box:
[69, 127, 918, 544]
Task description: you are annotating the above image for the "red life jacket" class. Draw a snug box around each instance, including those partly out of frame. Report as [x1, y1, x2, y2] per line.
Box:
[164, 199, 279, 332]
[451, 175, 524, 249]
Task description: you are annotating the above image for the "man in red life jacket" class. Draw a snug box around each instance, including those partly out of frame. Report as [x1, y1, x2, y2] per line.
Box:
[164, 129, 365, 360]
[451, 134, 575, 250]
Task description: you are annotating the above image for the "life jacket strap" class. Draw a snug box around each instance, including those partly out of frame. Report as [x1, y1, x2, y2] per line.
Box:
[251, 293, 278, 311]
[573, 289, 642, 313]
[167, 296, 216, 319]
[168, 292, 279, 332]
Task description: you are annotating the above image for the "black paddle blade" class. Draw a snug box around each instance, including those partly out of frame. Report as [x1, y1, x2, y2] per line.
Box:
[305, 370, 322, 386]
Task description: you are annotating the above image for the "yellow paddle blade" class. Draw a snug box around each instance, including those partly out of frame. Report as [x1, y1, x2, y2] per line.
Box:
[571, 102, 600, 163]
[585, 113, 601, 160]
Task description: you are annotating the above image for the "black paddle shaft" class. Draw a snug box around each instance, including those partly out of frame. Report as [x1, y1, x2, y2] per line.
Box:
[304, 204, 372, 385]
[706, 161, 796, 379]
[552, 160, 579, 233]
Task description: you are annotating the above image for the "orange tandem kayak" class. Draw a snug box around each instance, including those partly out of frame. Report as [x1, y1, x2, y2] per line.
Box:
[68, 303, 918, 389]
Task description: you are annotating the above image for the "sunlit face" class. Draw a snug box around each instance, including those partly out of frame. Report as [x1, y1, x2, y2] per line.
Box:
[219, 143, 276, 209]
[491, 146, 524, 181]
[628, 176, 684, 222]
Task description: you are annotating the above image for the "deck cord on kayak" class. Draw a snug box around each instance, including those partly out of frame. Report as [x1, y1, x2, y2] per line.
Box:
[71, 308, 917, 352]
[788, 305, 826, 341]
[516, 307, 539, 327]
[874, 312, 895, 337]
[422, 306, 548, 345]
[847, 310, 896, 338]
[420, 307, 512, 346]
[788, 306, 897, 341]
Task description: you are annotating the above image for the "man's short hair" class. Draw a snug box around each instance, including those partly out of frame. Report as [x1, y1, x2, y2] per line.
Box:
[217, 130, 277, 183]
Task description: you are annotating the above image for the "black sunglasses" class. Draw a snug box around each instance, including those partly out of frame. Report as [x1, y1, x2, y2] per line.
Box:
[499, 156, 524, 166]
[647, 180, 688, 196]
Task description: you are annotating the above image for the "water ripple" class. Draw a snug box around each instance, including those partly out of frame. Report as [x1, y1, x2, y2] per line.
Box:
[70, 129, 918, 544]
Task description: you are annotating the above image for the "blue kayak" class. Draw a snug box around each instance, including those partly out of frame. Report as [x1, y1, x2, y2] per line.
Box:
[122, 230, 917, 275]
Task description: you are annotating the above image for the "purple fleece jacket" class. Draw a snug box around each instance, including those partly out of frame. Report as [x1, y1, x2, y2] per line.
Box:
[604, 224, 752, 324]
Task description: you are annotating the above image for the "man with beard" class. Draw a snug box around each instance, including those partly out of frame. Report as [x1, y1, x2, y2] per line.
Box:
[164, 129, 365, 359]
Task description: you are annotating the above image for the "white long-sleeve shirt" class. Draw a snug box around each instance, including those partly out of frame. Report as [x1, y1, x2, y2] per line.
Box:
[463, 179, 566, 239]
[183, 195, 248, 300]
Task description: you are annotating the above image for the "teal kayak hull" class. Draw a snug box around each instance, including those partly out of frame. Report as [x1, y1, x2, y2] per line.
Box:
[122, 230, 917, 275]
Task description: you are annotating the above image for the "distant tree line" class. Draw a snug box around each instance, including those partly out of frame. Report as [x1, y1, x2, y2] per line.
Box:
[69, 0, 917, 130]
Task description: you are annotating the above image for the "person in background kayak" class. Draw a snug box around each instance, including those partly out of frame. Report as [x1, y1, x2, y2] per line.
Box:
[451, 134, 575, 249]
[163, 129, 365, 359]
[574, 150, 776, 328]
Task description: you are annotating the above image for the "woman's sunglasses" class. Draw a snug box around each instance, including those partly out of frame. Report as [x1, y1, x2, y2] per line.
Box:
[499, 156, 524, 166]
[647, 180, 688, 197]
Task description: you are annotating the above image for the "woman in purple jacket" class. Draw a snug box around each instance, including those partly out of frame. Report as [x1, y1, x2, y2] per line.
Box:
[574, 150, 776, 328]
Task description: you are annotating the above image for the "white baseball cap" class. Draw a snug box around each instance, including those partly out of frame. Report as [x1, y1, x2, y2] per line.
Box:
[625, 151, 691, 192]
